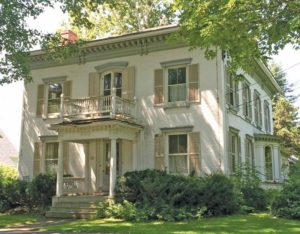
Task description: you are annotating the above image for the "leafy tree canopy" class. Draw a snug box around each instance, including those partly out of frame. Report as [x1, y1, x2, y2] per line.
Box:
[175, 0, 300, 73]
[67, 0, 175, 40]
[0, 0, 299, 84]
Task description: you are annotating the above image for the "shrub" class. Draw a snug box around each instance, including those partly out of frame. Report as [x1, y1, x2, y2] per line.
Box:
[99, 170, 240, 221]
[30, 173, 56, 207]
[232, 164, 268, 212]
[271, 161, 300, 219]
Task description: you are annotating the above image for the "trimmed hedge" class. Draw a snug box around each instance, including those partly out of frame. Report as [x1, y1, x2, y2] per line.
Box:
[98, 170, 240, 221]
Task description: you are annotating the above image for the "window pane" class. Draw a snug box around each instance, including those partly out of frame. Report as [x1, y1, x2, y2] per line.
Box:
[177, 67, 186, 84]
[178, 135, 187, 153]
[104, 74, 111, 90]
[168, 69, 177, 85]
[114, 73, 122, 88]
[169, 135, 178, 154]
[169, 155, 188, 174]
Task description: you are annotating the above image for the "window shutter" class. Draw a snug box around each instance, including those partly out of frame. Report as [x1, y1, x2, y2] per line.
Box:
[122, 66, 135, 100]
[188, 64, 200, 102]
[188, 132, 200, 176]
[235, 82, 239, 110]
[63, 80, 72, 100]
[36, 84, 45, 117]
[154, 69, 164, 105]
[89, 72, 100, 97]
[154, 134, 165, 170]
[33, 142, 42, 176]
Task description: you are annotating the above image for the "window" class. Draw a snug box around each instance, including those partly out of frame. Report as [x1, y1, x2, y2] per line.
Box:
[36, 78, 71, 118]
[154, 61, 199, 106]
[242, 82, 252, 119]
[264, 101, 271, 133]
[103, 72, 122, 97]
[226, 71, 239, 109]
[265, 146, 273, 180]
[154, 131, 200, 175]
[45, 142, 59, 173]
[228, 129, 241, 173]
[169, 134, 188, 174]
[245, 136, 254, 168]
[254, 91, 262, 128]
[47, 82, 62, 114]
[168, 67, 187, 102]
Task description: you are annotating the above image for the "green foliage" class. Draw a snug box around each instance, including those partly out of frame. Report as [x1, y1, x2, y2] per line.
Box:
[67, 1, 176, 40]
[29, 174, 56, 208]
[0, 172, 56, 212]
[273, 97, 300, 155]
[232, 164, 268, 212]
[271, 161, 300, 219]
[99, 170, 239, 221]
[175, 0, 300, 73]
[0, 164, 18, 182]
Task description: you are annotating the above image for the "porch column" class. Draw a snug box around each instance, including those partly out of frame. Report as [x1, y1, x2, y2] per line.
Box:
[109, 137, 117, 196]
[56, 140, 64, 197]
[273, 145, 281, 181]
[41, 142, 46, 174]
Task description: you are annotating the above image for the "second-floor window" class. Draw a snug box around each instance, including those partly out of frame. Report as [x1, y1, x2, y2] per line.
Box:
[47, 82, 62, 114]
[264, 101, 271, 133]
[254, 91, 262, 128]
[168, 67, 186, 102]
[103, 72, 122, 97]
[242, 82, 252, 119]
[226, 72, 239, 109]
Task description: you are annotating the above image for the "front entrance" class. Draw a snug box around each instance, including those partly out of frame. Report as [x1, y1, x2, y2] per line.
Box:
[101, 140, 121, 192]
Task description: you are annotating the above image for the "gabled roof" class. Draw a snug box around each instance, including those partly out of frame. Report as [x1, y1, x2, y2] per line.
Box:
[0, 129, 18, 168]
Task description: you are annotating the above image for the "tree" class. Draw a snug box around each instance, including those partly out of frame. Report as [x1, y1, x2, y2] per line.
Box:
[175, 0, 300, 73]
[1, 0, 300, 84]
[67, 1, 175, 40]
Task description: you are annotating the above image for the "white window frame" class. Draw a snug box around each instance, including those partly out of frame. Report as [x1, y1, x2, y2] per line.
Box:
[101, 70, 123, 97]
[228, 128, 240, 174]
[168, 133, 189, 175]
[264, 101, 271, 133]
[242, 82, 252, 120]
[254, 90, 262, 128]
[227, 72, 239, 109]
[245, 135, 255, 169]
[43, 76, 67, 118]
[265, 146, 274, 181]
[45, 142, 59, 174]
[165, 66, 188, 103]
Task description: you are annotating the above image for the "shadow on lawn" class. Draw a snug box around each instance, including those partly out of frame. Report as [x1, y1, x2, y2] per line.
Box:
[42, 213, 300, 234]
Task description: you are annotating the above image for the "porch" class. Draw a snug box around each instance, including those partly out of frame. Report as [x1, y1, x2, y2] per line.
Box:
[51, 121, 143, 198]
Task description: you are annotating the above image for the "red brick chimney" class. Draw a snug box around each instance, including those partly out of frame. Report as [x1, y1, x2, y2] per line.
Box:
[60, 30, 78, 45]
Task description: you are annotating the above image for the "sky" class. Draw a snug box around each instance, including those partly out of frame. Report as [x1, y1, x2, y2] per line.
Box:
[0, 7, 300, 151]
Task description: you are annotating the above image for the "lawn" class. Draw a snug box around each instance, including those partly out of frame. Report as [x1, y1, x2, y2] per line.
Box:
[0, 213, 38, 228]
[41, 213, 300, 234]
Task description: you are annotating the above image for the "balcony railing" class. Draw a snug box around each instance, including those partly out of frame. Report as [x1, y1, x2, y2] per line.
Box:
[63, 177, 85, 195]
[60, 92, 137, 122]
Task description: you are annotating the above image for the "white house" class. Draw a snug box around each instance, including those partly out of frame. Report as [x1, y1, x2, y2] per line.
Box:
[18, 25, 282, 217]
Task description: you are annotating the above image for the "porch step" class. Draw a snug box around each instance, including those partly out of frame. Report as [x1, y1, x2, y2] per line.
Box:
[46, 195, 110, 219]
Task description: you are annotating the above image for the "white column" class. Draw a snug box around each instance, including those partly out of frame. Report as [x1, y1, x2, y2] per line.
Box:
[84, 143, 90, 194]
[56, 140, 64, 197]
[60, 94, 64, 122]
[41, 142, 46, 174]
[109, 138, 117, 196]
[273, 145, 281, 181]
[255, 145, 265, 181]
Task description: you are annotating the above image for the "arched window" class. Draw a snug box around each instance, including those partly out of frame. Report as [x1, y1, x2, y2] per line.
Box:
[265, 146, 273, 180]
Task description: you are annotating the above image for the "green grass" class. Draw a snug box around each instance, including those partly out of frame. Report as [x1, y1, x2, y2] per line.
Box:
[0, 213, 38, 228]
[41, 213, 300, 234]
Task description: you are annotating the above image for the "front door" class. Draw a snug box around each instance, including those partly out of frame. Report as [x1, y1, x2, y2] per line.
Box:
[102, 140, 121, 192]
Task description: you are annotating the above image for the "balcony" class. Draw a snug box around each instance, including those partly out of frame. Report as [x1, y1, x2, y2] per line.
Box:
[59, 93, 137, 123]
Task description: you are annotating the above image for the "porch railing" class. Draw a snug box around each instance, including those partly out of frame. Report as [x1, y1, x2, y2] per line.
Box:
[62, 177, 85, 195]
[61, 93, 136, 121]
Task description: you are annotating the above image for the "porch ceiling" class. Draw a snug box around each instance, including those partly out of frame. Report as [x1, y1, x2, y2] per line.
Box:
[50, 119, 143, 141]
